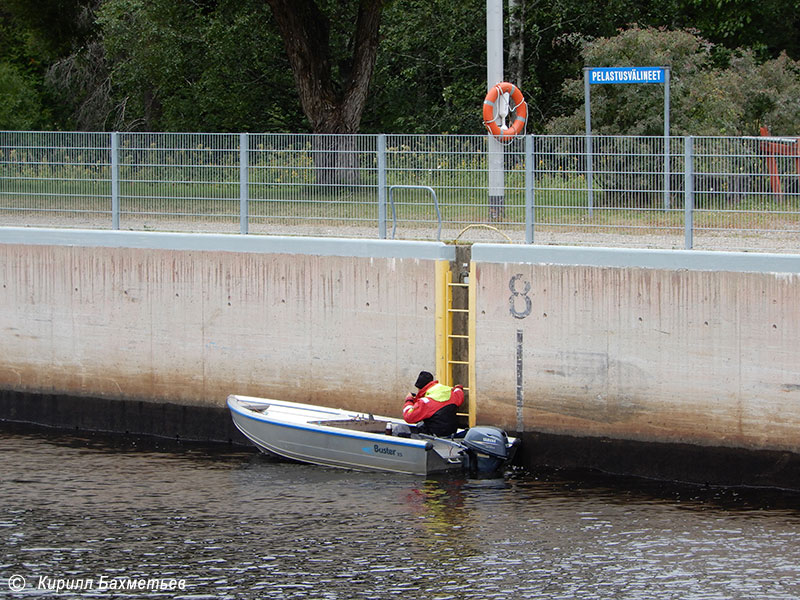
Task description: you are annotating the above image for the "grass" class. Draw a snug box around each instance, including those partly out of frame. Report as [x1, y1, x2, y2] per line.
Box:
[2, 160, 800, 238]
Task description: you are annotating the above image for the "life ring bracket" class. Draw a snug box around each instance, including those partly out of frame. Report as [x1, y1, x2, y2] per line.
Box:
[482, 81, 528, 143]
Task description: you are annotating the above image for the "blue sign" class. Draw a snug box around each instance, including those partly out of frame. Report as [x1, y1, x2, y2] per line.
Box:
[589, 67, 666, 85]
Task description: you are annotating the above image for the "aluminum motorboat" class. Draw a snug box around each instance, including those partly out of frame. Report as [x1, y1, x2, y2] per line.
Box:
[227, 395, 519, 477]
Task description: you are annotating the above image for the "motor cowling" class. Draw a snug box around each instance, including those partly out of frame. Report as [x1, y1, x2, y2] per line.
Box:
[459, 426, 517, 477]
[461, 426, 511, 459]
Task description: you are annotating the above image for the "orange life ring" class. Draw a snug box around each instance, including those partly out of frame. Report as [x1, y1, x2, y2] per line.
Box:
[483, 82, 527, 141]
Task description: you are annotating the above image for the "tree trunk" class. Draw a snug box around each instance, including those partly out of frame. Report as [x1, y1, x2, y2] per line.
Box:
[508, 0, 525, 88]
[266, 0, 383, 184]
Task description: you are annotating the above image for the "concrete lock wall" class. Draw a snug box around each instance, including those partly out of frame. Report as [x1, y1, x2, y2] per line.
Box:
[0, 228, 454, 420]
[471, 244, 800, 455]
[4, 227, 800, 485]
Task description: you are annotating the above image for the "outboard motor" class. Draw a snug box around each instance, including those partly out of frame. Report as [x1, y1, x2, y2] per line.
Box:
[459, 426, 519, 477]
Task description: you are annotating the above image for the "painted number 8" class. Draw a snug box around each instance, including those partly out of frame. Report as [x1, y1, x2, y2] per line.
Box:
[509, 274, 532, 319]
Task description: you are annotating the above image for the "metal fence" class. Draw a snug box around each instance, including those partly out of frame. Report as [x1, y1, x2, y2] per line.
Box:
[1, 131, 799, 252]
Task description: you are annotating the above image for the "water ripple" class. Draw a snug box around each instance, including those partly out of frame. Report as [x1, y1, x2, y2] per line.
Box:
[2, 427, 800, 599]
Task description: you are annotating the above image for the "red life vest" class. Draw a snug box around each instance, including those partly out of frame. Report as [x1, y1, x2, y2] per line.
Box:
[402, 381, 464, 425]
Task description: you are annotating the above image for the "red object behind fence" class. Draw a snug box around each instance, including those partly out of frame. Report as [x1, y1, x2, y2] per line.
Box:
[759, 126, 800, 201]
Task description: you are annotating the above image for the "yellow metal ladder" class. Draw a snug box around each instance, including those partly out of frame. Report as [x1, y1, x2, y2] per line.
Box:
[435, 260, 476, 427]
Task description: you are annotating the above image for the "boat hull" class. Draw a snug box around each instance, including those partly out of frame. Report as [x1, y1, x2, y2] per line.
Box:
[227, 395, 465, 475]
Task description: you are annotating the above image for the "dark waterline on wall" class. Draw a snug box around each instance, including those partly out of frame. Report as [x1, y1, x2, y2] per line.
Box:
[3, 390, 800, 491]
[0, 391, 800, 491]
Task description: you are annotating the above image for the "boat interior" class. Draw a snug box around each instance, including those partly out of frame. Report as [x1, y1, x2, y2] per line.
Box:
[313, 418, 388, 434]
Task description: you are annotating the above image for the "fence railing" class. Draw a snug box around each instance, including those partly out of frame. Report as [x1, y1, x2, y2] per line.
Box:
[1, 131, 799, 252]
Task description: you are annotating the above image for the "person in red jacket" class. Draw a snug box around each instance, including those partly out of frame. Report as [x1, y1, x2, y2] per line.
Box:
[402, 371, 464, 436]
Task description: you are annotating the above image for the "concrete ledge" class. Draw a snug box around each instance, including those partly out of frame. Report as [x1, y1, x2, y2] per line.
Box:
[0, 227, 456, 261]
[473, 243, 800, 273]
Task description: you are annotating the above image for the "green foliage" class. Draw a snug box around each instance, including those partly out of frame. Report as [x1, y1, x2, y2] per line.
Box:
[0, 2, 54, 129]
[546, 27, 800, 136]
[677, 0, 800, 60]
[97, 0, 304, 132]
[3, 0, 800, 134]
[0, 62, 46, 129]
[0, 0, 96, 60]
[366, 0, 683, 134]
[0, 0, 100, 128]
[363, 0, 487, 134]
[518, 0, 682, 129]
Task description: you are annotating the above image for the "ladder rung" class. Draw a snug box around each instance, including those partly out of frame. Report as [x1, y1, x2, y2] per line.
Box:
[448, 334, 468, 339]
[448, 282, 468, 287]
[448, 360, 469, 365]
[448, 308, 469, 314]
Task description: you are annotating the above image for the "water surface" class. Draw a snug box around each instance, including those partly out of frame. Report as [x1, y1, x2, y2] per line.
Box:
[2, 426, 799, 599]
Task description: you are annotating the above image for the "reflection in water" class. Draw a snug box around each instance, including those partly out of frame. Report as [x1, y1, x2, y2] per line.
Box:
[405, 478, 468, 535]
[1, 426, 799, 599]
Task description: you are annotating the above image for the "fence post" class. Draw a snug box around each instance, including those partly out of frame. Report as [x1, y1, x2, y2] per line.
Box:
[664, 68, 671, 210]
[584, 70, 594, 217]
[111, 131, 119, 230]
[684, 136, 694, 249]
[240, 133, 249, 235]
[524, 134, 534, 244]
[377, 134, 387, 239]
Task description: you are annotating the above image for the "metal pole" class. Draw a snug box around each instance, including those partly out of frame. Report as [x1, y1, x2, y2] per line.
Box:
[239, 133, 249, 234]
[377, 134, 387, 238]
[684, 136, 694, 249]
[584, 68, 593, 216]
[524, 134, 534, 243]
[111, 131, 119, 230]
[487, 0, 504, 220]
[664, 67, 671, 210]
[467, 259, 477, 428]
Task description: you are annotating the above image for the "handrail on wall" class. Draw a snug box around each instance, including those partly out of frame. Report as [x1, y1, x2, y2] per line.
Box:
[388, 185, 441, 241]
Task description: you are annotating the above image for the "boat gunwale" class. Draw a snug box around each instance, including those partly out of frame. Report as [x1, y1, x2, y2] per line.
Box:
[227, 396, 431, 449]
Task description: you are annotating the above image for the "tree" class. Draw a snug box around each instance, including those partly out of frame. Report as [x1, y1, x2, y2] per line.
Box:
[6, 0, 800, 135]
[266, 0, 383, 135]
[677, 0, 800, 60]
[0, 6, 46, 129]
[544, 27, 800, 207]
[98, 0, 302, 132]
[508, 0, 525, 88]
[265, 0, 383, 183]
[0, 62, 45, 129]
[362, 0, 487, 134]
[545, 27, 800, 136]
[0, 0, 106, 129]
[516, 0, 683, 129]
[366, 0, 685, 135]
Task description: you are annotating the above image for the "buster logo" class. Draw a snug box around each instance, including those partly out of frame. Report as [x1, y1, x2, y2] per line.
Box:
[362, 444, 403, 457]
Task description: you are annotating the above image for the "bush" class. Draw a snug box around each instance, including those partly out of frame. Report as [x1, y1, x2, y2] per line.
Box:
[546, 27, 800, 137]
[0, 62, 45, 130]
